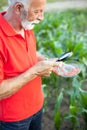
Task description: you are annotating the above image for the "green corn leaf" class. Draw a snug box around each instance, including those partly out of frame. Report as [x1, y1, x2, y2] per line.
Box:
[55, 89, 64, 113]
[82, 57, 87, 66]
[54, 89, 64, 130]
[79, 88, 87, 108]
[54, 111, 62, 130]
[82, 108, 87, 113]
[70, 105, 77, 115]
[73, 42, 83, 53]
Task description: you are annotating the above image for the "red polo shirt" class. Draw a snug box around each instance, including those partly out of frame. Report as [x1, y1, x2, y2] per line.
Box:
[0, 12, 44, 122]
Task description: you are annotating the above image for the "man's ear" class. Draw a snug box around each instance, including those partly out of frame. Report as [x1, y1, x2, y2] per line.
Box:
[14, 2, 24, 14]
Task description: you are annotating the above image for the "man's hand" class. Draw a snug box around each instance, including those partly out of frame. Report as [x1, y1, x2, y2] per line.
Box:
[32, 60, 62, 77]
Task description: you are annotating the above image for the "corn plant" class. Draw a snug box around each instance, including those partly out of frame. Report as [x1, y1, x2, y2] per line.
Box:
[54, 89, 64, 130]
[42, 84, 50, 111]
[79, 88, 87, 129]
[65, 90, 80, 130]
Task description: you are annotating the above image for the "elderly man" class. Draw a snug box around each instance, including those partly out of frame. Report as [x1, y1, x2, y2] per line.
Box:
[0, 0, 60, 130]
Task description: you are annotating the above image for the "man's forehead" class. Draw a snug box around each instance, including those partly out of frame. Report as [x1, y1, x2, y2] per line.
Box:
[25, 0, 46, 10]
[30, 0, 46, 4]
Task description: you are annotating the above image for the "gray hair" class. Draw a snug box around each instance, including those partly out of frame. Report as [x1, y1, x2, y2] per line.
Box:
[8, 0, 31, 9]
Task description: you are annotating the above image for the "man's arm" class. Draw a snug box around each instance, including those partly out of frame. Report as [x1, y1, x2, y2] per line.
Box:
[0, 52, 47, 100]
[0, 59, 60, 100]
[0, 66, 37, 100]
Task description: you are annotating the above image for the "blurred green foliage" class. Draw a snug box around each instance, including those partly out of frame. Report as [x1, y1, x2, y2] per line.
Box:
[34, 9, 87, 129]
[35, 9, 87, 66]
[0, 0, 8, 9]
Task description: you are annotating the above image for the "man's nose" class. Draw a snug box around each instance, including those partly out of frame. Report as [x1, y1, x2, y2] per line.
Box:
[37, 16, 44, 21]
[37, 12, 44, 21]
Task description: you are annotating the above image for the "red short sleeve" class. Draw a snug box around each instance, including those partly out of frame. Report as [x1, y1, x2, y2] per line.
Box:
[0, 38, 5, 82]
[0, 58, 4, 82]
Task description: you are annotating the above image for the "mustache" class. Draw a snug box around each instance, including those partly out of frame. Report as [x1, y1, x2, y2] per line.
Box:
[21, 19, 41, 30]
[31, 20, 41, 25]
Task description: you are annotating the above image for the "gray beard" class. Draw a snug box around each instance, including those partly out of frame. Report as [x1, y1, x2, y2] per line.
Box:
[21, 20, 40, 30]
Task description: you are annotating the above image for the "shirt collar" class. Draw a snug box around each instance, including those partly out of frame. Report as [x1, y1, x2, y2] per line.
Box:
[0, 12, 17, 36]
